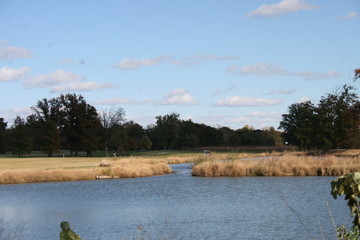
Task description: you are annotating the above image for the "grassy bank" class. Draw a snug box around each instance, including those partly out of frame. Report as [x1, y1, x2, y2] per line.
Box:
[0, 156, 174, 184]
[192, 154, 360, 177]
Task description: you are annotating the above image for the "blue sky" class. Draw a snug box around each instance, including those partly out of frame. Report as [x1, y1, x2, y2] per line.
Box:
[0, 0, 359, 129]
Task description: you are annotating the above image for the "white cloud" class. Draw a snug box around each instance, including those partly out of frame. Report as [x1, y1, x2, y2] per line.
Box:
[59, 59, 74, 65]
[340, 11, 358, 20]
[247, 0, 317, 18]
[94, 97, 139, 105]
[227, 63, 341, 80]
[228, 63, 286, 76]
[114, 54, 238, 70]
[50, 81, 113, 93]
[0, 40, 33, 61]
[24, 69, 83, 88]
[159, 89, 200, 105]
[267, 88, 297, 95]
[200, 112, 282, 129]
[298, 96, 312, 103]
[23, 69, 112, 93]
[1, 107, 33, 124]
[211, 85, 237, 97]
[174, 54, 239, 67]
[213, 96, 283, 107]
[114, 56, 171, 70]
[228, 112, 282, 128]
[249, 111, 282, 117]
[0, 67, 30, 82]
[296, 70, 341, 80]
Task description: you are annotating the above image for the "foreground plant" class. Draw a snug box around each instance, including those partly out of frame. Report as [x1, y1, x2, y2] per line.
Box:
[331, 172, 360, 226]
[336, 225, 360, 240]
[331, 172, 360, 239]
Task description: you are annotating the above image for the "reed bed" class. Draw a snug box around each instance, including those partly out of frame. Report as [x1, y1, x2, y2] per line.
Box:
[0, 157, 172, 184]
[107, 158, 171, 178]
[0, 168, 105, 184]
[192, 154, 360, 177]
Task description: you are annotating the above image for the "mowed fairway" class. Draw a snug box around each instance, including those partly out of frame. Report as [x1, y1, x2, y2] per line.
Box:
[0, 157, 102, 171]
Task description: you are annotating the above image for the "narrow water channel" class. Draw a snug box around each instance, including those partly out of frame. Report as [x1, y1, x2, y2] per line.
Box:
[0, 163, 351, 239]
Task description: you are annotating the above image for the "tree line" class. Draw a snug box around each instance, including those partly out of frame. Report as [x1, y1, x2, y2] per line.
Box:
[0, 93, 283, 157]
[279, 69, 360, 150]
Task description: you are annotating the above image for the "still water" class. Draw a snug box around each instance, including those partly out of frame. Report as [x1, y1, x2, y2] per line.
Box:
[0, 164, 352, 239]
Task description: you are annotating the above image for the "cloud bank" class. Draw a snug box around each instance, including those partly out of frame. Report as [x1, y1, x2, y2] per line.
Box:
[0, 40, 33, 61]
[114, 56, 171, 70]
[114, 54, 238, 70]
[340, 11, 358, 20]
[0, 67, 30, 82]
[159, 89, 200, 105]
[23, 69, 112, 92]
[247, 0, 317, 18]
[227, 63, 341, 80]
[213, 96, 282, 107]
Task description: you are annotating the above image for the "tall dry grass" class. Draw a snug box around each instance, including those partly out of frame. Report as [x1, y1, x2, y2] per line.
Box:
[0, 157, 172, 184]
[108, 158, 171, 178]
[192, 154, 360, 177]
[0, 168, 105, 184]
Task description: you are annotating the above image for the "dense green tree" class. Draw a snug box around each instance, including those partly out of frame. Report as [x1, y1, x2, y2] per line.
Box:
[0, 118, 7, 153]
[262, 127, 283, 146]
[7, 116, 32, 157]
[30, 98, 62, 156]
[237, 125, 257, 145]
[123, 121, 144, 150]
[279, 101, 317, 150]
[177, 119, 200, 149]
[154, 113, 181, 150]
[139, 135, 152, 150]
[318, 85, 359, 149]
[279, 84, 360, 150]
[197, 123, 223, 146]
[219, 127, 240, 146]
[57, 94, 102, 156]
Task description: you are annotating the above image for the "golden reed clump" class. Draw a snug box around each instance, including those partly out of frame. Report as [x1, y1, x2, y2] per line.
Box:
[192, 154, 360, 177]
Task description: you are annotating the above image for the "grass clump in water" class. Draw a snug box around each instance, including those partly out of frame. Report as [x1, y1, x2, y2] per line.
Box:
[192, 154, 360, 177]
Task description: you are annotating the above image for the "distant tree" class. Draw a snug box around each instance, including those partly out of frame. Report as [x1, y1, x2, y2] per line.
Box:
[123, 121, 144, 151]
[30, 98, 62, 156]
[8, 116, 32, 157]
[0, 118, 7, 153]
[197, 123, 223, 146]
[279, 101, 317, 150]
[317, 85, 359, 149]
[39, 120, 60, 157]
[57, 94, 102, 156]
[219, 127, 240, 146]
[107, 124, 126, 155]
[237, 125, 257, 145]
[139, 135, 152, 150]
[262, 127, 283, 146]
[177, 119, 200, 149]
[154, 113, 181, 150]
[279, 83, 360, 150]
[99, 107, 126, 156]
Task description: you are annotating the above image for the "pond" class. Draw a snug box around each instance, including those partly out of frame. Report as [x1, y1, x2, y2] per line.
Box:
[0, 164, 352, 239]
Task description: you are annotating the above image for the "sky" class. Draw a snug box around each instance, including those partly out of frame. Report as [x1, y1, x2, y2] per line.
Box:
[0, 0, 359, 130]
